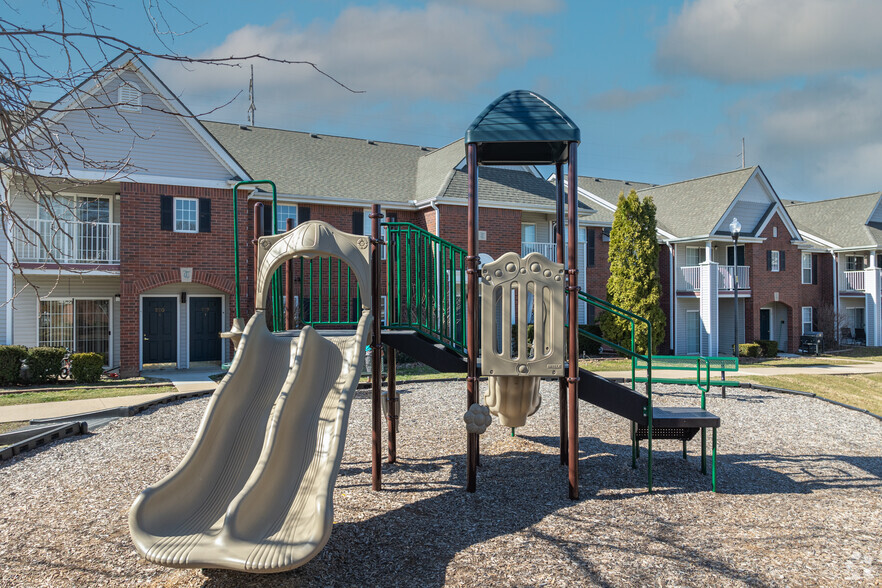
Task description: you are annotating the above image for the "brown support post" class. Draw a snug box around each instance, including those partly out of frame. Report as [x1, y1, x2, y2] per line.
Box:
[555, 161, 568, 467]
[386, 344, 397, 463]
[566, 143, 580, 500]
[285, 218, 295, 330]
[370, 204, 384, 491]
[253, 202, 264, 312]
[466, 143, 479, 493]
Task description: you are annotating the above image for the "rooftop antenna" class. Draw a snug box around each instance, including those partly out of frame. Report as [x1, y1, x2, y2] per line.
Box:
[740, 137, 745, 169]
[247, 64, 256, 127]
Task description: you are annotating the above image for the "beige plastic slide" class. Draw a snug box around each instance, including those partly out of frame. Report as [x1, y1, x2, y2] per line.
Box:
[129, 221, 373, 573]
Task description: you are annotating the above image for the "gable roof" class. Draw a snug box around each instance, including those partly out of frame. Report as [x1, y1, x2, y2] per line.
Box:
[576, 177, 657, 226]
[20, 52, 249, 184]
[785, 192, 882, 249]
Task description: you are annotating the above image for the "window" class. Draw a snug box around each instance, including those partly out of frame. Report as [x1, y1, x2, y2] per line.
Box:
[686, 246, 706, 266]
[586, 229, 595, 267]
[848, 307, 865, 330]
[275, 205, 298, 232]
[802, 307, 813, 334]
[770, 250, 780, 272]
[522, 224, 536, 243]
[118, 82, 142, 113]
[772, 226, 777, 238]
[802, 252, 813, 284]
[39, 299, 110, 364]
[174, 197, 198, 232]
[845, 255, 864, 271]
[726, 245, 745, 266]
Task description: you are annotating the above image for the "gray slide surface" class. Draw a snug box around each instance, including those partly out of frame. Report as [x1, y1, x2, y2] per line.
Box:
[129, 310, 370, 573]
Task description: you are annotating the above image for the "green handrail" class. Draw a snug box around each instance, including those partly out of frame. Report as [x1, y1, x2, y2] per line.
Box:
[384, 222, 468, 353]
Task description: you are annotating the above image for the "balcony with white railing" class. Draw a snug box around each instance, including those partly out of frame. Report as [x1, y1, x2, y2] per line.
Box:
[521, 241, 557, 261]
[12, 218, 121, 265]
[677, 264, 750, 292]
[840, 270, 865, 292]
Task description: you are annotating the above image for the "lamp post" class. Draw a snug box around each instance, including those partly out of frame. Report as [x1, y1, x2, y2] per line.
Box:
[729, 216, 742, 359]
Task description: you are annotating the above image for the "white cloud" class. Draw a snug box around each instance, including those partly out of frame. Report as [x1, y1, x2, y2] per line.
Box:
[739, 74, 882, 197]
[156, 3, 550, 130]
[584, 85, 679, 111]
[451, 0, 563, 14]
[657, 0, 882, 82]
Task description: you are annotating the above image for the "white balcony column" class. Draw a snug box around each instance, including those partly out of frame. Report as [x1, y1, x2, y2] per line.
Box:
[865, 267, 882, 346]
[699, 260, 719, 356]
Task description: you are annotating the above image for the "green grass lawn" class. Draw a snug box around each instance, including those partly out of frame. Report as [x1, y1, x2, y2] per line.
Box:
[0, 385, 177, 407]
[741, 373, 882, 416]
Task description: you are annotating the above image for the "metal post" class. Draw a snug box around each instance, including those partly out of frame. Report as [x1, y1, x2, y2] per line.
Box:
[253, 202, 264, 312]
[371, 204, 383, 491]
[386, 344, 397, 463]
[285, 218, 295, 330]
[730, 233, 738, 400]
[555, 161, 568, 466]
[566, 143, 579, 500]
[466, 143, 479, 493]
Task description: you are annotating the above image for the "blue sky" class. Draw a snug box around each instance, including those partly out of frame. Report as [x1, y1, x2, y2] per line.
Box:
[13, 0, 882, 201]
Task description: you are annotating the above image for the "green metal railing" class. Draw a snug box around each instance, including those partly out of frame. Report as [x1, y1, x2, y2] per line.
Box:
[384, 222, 467, 353]
[576, 290, 657, 491]
[297, 256, 364, 327]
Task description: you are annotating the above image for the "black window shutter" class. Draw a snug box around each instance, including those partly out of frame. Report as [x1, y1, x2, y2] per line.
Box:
[780, 251, 785, 271]
[198, 198, 211, 233]
[263, 203, 273, 235]
[586, 229, 596, 267]
[299, 206, 310, 223]
[352, 211, 363, 235]
[767, 250, 772, 270]
[812, 254, 818, 285]
[160, 195, 172, 231]
[812, 307, 818, 331]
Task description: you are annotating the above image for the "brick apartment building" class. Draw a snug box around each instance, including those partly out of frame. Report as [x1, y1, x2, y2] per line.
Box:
[2, 53, 878, 376]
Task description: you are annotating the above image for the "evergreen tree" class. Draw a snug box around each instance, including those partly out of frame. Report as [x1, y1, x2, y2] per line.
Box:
[598, 190, 666, 354]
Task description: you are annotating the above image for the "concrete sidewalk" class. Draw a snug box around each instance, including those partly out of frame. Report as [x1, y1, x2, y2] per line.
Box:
[602, 361, 882, 380]
[0, 368, 220, 424]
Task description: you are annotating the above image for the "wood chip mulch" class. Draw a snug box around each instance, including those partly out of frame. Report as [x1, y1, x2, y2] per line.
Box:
[0, 380, 880, 587]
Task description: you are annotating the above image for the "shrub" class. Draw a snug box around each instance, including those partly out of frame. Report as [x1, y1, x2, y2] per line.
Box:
[26, 347, 66, 383]
[755, 339, 778, 358]
[736, 343, 761, 358]
[0, 345, 28, 385]
[70, 352, 104, 383]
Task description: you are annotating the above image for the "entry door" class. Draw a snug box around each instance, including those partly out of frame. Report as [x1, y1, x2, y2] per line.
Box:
[190, 297, 222, 362]
[760, 308, 771, 341]
[143, 297, 177, 364]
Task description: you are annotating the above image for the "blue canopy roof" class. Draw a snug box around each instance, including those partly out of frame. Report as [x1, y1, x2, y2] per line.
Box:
[465, 90, 580, 165]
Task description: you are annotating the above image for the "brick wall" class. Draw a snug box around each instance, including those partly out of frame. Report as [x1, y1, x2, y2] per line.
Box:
[746, 213, 829, 352]
[437, 204, 521, 259]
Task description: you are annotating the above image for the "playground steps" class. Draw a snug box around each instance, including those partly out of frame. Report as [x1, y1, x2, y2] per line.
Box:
[577, 369, 720, 436]
[381, 330, 471, 374]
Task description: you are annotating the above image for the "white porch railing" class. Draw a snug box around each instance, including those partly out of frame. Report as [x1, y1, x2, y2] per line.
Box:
[677, 265, 750, 291]
[840, 270, 865, 292]
[12, 218, 121, 264]
[718, 265, 750, 290]
[521, 241, 557, 261]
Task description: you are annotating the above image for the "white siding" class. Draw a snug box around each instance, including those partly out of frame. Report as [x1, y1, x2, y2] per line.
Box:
[521, 212, 553, 243]
[868, 198, 882, 224]
[43, 70, 231, 181]
[11, 274, 121, 366]
[676, 297, 699, 355]
[718, 298, 746, 356]
[726, 200, 772, 235]
[0, 266, 8, 344]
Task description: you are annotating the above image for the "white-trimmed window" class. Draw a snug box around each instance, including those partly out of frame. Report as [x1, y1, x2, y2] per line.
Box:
[845, 255, 864, 271]
[802, 307, 813, 334]
[39, 298, 110, 364]
[174, 197, 198, 233]
[118, 82, 142, 113]
[686, 246, 706, 266]
[276, 204, 297, 232]
[802, 252, 813, 284]
[770, 250, 780, 272]
[522, 223, 536, 243]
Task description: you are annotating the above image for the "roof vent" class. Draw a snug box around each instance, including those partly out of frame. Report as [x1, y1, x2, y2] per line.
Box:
[310, 133, 319, 138]
[594, 178, 600, 182]
[421, 146, 430, 151]
[366, 140, 376, 145]
[624, 181, 631, 185]
[239, 125, 250, 131]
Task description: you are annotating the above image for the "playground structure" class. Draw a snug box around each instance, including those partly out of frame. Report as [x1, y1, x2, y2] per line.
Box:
[129, 90, 722, 573]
